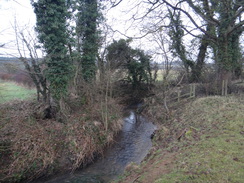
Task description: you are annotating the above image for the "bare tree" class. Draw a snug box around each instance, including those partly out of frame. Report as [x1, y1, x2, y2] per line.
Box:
[13, 22, 49, 103]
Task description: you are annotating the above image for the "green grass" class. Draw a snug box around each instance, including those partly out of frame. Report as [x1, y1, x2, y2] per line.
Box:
[155, 96, 244, 183]
[0, 80, 36, 104]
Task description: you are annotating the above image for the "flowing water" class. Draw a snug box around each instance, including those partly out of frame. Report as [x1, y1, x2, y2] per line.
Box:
[42, 108, 156, 183]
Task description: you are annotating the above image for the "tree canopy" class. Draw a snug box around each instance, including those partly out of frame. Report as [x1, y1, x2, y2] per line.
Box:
[76, 0, 102, 82]
[106, 39, 152, 88]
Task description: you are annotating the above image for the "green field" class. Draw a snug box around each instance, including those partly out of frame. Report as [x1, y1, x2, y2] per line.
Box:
[155, 69, 179, 82]
[0, 80, 36, 104]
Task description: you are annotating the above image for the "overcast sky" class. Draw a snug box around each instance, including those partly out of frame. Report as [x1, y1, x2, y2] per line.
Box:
[0, 0, 180, 63]
[0, 0, 147, 57]
[0, 0, 135, 57]
[1, 0, 242, 62]
[0, 0, 223, 62]
[0, 0, 36, 57]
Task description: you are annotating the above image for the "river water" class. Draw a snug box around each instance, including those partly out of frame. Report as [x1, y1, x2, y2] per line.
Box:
[42, 108, 156, 183]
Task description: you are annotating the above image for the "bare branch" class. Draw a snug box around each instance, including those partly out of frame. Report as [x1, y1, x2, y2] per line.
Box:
[186, 0, 219, 25]
[228, 20, 244, 35]
[162, 0, 217, 41]
[231, 6, 244, 24]
[110, 0, 123, 8]
[110, 23, 170, 40]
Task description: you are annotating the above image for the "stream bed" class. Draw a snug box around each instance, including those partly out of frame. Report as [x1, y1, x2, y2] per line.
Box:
[43, 108, 156, 183]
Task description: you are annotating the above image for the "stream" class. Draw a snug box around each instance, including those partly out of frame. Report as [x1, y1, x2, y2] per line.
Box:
[42, 107, 156, 183]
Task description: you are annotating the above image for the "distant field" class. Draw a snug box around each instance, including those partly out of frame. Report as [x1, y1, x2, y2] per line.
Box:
[0, 80, 36, 104]
[155, 69, 179, 81]
[0, 57, 24, 72]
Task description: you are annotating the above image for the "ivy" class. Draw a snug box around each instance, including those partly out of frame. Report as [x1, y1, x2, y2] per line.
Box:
[76, 0, 102, 82]
[31, 0, 72, 100]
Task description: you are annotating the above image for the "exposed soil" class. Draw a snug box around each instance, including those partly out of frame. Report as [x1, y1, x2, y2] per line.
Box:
[117, 152, 176, 183]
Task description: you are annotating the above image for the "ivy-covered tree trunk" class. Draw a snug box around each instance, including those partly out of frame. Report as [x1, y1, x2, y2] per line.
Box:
[229, 32, 243, 78]
[32, 0, 72, 101]
[168, 10, 194, 75]
[216, 35, 242, 83]
[191, 38, 208, 82]
[215, 0, 243, 82]
[162, 0, 243, 84]
[190, 0, 215, 82]
[76, 0, 100, 82]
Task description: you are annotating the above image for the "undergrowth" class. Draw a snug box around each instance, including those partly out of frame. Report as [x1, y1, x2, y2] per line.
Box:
[0, 98, 122, 182]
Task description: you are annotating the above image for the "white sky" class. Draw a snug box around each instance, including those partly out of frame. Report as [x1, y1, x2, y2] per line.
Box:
[0, 0, 243, 63]
[0, 0, 144, 58]
[0, 0, 36, 57]
[0, 0, 198, 63]
[0, 0, 134, 58]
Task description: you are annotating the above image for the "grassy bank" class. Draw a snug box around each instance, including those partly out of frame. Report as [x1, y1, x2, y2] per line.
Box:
[0, 98, 122, 182]
[115, 95, 244, 183]
[0, 80, 36, 103]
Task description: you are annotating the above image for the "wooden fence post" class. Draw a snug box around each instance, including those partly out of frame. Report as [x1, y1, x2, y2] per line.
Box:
[193, 83, 196, 97]
[222, 80, 225, 96]
[222, 80, 228, 96]
[225, 80, 228, 96]
[190, 84, 193, 97]
[177, 90, 180, 102]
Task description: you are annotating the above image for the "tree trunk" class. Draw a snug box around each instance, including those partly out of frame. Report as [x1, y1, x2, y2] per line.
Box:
[191, 35, 209, 82]
[217, 36, 232, 94]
